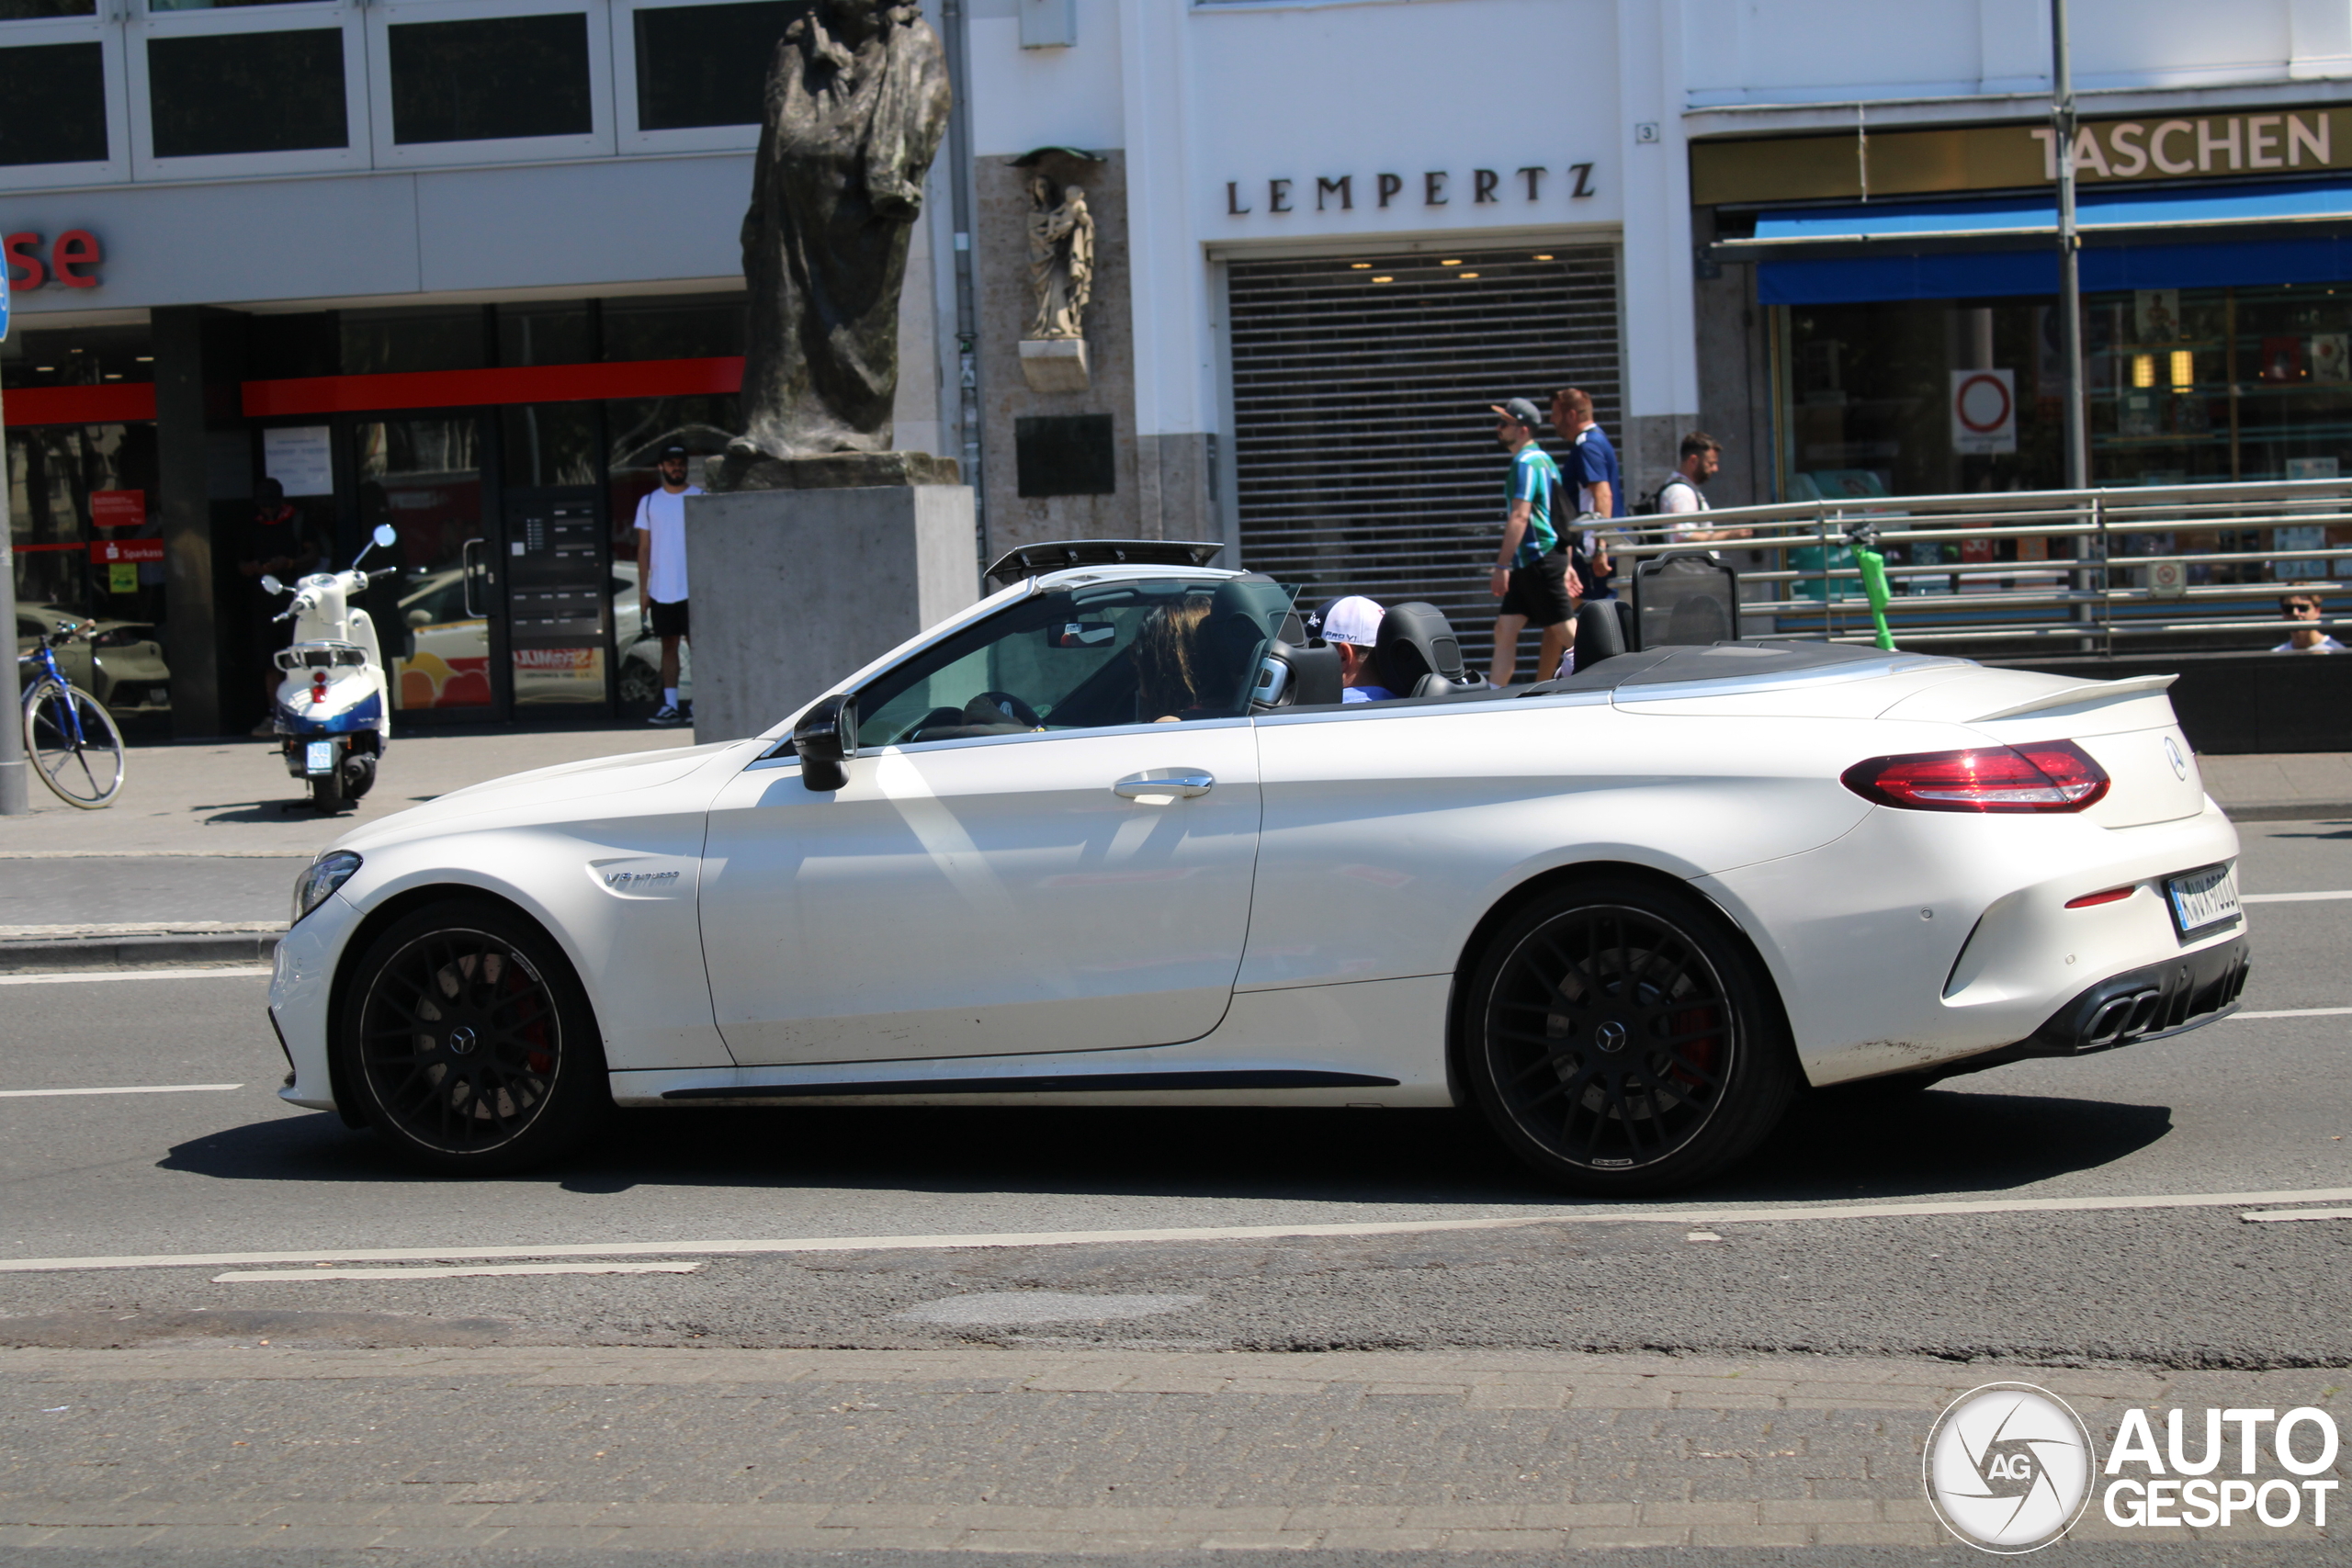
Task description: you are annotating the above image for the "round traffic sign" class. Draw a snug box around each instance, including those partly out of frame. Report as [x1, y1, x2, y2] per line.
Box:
[1955, 372, 2012, 434]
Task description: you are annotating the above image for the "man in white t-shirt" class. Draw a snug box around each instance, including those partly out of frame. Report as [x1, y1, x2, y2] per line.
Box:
[1657, 432, 1752, 546]
[2275, 592, 2346, 653]
[634, 443, 704, 725]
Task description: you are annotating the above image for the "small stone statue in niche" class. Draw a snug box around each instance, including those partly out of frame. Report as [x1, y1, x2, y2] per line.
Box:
[723, 0, 951, 477]
[1025, 176, 1094, 342]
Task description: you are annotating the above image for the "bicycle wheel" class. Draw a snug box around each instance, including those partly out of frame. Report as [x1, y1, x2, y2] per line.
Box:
[22, 681, 125, 808]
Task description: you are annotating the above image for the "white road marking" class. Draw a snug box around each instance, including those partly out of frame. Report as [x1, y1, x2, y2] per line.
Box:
[2243, 890, 2352, 903]
[2232, 1006, 2352, 1020]
[8, 1186, 2352, 1275]
[2241, 1208, 2352, 1223]
[0, 1083, 241, 1100]
[213, 1261, 706, 1281]
[892, 1292, 1202, 1325]
[0, 966, 271, 987]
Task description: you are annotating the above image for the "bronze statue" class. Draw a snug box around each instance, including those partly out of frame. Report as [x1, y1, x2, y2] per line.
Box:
[1024, 176, 1093, 342]
[724, 0, 951, 476]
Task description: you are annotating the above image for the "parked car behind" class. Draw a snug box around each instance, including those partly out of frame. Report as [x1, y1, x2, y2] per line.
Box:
[15, 603, 171, 713]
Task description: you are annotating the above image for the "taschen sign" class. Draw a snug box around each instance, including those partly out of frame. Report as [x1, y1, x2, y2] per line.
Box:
[1692, 107, 2350, 206]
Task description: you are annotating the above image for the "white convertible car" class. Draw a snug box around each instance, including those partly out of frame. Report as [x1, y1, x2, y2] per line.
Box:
[269, 542, 2248, 1194]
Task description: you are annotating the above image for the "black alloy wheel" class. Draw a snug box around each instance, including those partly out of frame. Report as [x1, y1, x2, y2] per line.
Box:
[338, 900, 608, 1173]
[1465, 878, 1796, 1196]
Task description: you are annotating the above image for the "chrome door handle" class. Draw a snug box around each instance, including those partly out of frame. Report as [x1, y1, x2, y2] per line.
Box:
[1114, 770, 1214, 800]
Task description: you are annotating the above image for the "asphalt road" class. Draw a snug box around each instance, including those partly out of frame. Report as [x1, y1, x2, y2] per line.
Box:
[4, 818, 2351, 1565]
[0, 819, 2345, 1367]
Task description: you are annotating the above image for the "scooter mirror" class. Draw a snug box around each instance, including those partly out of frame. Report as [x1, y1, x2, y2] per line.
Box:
[260, 574, 283, 595]
[372, 524, 397, 549]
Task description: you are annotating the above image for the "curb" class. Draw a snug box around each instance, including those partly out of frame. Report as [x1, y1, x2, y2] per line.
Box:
[0, 931, 278, 975]
[2219, 800, 2352, 822]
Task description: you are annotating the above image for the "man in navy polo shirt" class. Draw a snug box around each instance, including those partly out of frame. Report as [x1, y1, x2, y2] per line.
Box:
[1551, 386, 1623, 521]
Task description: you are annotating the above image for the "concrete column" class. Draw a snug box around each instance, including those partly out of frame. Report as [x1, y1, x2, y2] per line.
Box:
[151, 307, 245, 739]
[684, 485, 981, 744]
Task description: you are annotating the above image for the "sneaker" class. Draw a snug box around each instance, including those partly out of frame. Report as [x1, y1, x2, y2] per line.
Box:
[647, 704, 684, 727]
[678, 699, 694, 721]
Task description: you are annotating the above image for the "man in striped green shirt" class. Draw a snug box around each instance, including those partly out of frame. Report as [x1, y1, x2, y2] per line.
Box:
[1488, 397, 1580, 684]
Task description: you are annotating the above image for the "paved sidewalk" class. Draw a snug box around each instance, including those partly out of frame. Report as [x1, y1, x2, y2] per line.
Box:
[0, 724, 692, 860]
[2199, 751, 2352, 820]
[0, 1346, 2339, 1554]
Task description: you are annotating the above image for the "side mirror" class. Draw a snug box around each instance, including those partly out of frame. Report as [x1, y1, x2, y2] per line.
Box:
[260, 574, 283, 595]
[793, 694, 858, 792]
[372, 523, 397, 549]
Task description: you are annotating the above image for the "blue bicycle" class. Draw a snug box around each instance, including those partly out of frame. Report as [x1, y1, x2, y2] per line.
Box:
[17, 618, 124, 808]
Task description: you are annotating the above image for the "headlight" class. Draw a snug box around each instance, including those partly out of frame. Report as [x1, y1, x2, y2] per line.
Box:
[291, 851, 363, 925]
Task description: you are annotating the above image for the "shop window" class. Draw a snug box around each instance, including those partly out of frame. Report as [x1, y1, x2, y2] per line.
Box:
[147, 29, 346, 157]
[0, 41, 105, 165]
[339, 307, 488, 376]
[388, 13, 591, 144]
[1016, 414, 1116, 498]
[2, 326, 155, 390]
[0, 0, 94, 18]
[601, 293, 746, 362]
[147, 0, 318, 8]
[502, 401, 600, 488]
[633, 1, 788, 130]
[498, 305, 595, 367]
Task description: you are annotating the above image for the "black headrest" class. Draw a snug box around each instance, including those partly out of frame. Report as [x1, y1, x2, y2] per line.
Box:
[1198, 578, 1277, 710]
[1373, 602, 1472, 695]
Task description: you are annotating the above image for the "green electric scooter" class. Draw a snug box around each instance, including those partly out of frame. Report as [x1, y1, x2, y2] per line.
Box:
[1845, 518, 1897, 652]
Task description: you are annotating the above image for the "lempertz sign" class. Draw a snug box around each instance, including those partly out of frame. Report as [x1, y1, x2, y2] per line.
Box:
[1692, 107, 2352, 206]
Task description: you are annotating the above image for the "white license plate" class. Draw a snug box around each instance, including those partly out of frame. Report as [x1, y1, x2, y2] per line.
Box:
[2165, 863, 2241, 939]
[304, 741, 336, 774]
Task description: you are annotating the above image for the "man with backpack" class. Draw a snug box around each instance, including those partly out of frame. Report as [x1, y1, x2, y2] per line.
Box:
[1656, 432, 1752, 546]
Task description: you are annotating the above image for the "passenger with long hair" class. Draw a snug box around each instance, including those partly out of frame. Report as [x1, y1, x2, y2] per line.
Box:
[1134, 599, 1213, 721]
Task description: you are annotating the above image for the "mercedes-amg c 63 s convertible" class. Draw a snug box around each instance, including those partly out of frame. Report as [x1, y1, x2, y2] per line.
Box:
[269, 544, 2247, 1194]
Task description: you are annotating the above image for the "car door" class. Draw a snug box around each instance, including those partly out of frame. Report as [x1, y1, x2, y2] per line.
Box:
[697, 573, 1287, 1066]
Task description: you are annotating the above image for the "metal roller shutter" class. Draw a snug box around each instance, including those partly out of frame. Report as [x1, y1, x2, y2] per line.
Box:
[1226, 244, 1622, 669]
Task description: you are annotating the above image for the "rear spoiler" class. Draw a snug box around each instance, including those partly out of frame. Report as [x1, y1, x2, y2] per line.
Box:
[1970, 672, 2178, 724]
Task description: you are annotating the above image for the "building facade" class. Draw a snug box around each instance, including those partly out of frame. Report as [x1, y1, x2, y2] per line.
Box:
[14, 0, 2352, 736]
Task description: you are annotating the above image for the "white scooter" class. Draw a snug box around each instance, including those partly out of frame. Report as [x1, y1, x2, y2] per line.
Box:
[262, 523, 399, 814]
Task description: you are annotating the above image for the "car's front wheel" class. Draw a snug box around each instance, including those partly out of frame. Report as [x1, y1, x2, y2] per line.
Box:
[335, 898, 609, 1173]
[1464, 877, 1796, 1196]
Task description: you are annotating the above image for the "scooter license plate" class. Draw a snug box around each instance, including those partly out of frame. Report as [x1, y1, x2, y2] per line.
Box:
[304, 740, 336, 775]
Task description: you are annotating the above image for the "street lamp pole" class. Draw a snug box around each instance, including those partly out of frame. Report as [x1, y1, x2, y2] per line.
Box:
[2052, 0, 2088, 491]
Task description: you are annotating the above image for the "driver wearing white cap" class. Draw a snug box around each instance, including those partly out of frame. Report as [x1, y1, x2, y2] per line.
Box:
[1309, 595, 1396, 704]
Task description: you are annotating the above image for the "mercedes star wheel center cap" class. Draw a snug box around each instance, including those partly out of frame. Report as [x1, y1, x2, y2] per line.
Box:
[1594, 1020, 1630, 1054]
[446, 1024, 480, 1056]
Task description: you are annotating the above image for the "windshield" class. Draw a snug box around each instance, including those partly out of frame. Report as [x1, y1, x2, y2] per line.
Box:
[857, 576, 1296, 747]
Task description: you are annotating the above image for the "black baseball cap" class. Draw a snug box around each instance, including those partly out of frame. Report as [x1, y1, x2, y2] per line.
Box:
[659, 443, 689, 460]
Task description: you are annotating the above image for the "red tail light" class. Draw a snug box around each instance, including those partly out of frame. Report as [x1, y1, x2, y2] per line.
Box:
[1841, 739, 2109, 814]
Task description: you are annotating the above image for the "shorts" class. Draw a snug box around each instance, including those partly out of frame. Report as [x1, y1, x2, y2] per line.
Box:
[1499, 553, 1576, 628]
[648, 598, 689, 638]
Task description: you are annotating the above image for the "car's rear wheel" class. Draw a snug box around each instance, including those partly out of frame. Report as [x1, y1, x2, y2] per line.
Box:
[336, 899, 608, 1174]
[1464, 877, 1796, 1196]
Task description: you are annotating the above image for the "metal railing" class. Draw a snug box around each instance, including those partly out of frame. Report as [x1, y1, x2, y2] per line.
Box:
[1602, 479, 2352, 655]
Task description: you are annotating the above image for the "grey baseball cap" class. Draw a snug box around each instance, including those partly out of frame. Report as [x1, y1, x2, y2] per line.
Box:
[1492, 397, 1545, 430]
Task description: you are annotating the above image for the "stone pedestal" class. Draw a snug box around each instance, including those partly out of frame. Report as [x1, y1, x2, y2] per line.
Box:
[1019, 337, 1091, 392]
[684, 484, 979, 744]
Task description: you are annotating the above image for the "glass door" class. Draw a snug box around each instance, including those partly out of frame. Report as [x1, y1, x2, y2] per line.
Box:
[359, 414, 503, 718]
